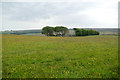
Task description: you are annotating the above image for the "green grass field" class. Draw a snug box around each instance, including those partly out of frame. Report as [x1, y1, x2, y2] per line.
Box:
[2, 34, 118, 78]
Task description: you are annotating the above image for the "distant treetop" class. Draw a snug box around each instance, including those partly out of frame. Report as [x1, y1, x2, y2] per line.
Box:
[42, 26, 69, 36]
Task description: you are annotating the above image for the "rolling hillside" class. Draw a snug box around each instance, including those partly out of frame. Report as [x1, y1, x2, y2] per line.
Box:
[1, 28, 119, 36]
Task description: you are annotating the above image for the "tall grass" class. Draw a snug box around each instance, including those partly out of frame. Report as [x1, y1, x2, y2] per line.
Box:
[2, 34, 118, 78]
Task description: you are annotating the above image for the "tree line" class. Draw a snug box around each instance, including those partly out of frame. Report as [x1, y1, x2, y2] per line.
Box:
[73, 28, 99, 36]
[42, 26, 69, 36]
[42, 26, 100, 36]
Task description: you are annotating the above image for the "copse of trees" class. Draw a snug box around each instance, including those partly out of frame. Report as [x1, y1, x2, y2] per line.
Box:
[73, 28, 99, 36]
[54, 26, 69, 36]
[42, 26, 69, 36]
[42, 26, 99, 36]
[42, 26, 54, 36]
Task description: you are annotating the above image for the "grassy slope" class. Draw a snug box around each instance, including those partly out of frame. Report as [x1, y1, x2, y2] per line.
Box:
[2, 34, 118, 78]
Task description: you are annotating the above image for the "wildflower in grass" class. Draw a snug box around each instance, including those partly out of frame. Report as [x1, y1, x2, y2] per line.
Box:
[98, 73, 100, 77]
[13, 67, 16, 70]
[80, 66, 83, 69]
[66, 71, 67, 74]
[91, 72, 93, 75]
[34, 76, 38, 78]
[11, 71, 13, 73]
[24, 72, 26, 75]
[88, 62, 91, 64]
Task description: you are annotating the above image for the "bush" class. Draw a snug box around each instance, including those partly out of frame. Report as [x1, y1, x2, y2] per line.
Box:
[73, 28, 99, 36]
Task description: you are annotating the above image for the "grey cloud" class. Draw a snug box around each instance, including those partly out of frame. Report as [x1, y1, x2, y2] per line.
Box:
[54, 14, 101, 27]
[2, 2, 97, 21]
[2, 1, 118, 30]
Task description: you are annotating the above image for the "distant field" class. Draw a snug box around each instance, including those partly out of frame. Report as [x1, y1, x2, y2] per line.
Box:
[2, 34, 118, 78]
[23, 33, 44, 36]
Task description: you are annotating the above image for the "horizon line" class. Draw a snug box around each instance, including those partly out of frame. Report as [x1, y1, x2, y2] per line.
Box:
[0, 27, 119, 31]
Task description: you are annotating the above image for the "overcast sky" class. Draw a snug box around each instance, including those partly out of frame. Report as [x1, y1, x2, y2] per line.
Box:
[1, 0, 119, 31]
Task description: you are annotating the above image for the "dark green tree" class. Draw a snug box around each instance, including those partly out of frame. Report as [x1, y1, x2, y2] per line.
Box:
[54, 27, 61, 36]
[73, 28, 99, 36]
[42, 26, 54, 36]
[54, 26, 69, 36]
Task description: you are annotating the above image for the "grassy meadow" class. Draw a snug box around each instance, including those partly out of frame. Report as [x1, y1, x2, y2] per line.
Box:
[2, 34, 118, 78]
